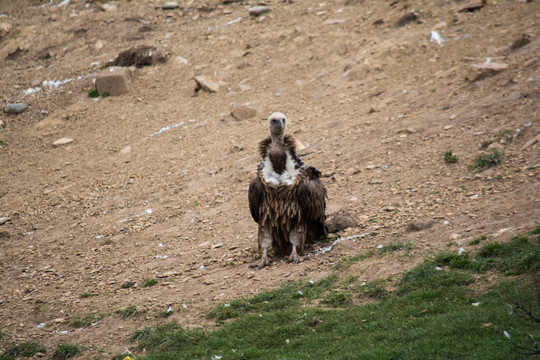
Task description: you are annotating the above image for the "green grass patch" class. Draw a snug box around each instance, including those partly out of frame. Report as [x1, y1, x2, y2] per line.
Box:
[143, 278, 158, 287]
[470, 150, 502, 170]
[123, 227, 540, 360]
[79, 292, 100, 299]
[333, 250, 375, 271]
[3, 341, 46, 358]
[51, 344, 82, 360]
[117, 304, 145, 319]
[444, 150, 458, 163]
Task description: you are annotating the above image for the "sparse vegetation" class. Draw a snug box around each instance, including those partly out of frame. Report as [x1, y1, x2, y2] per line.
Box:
[51, 344, 82, 360]
[471, 150, 502, 170]
[88, 88, 98, 98]
[379, 240, 414, 253]
[3, 341, 46, 358]
[70, 314, 103, 328]
[117, 304, 145, 319]
[79, 292, 100, 298]
[333, 251, 375, 271]
[444, 150, 458, 163]
[469, 234, 487, 245]
[143, 278, 158, 287]
[101, 91, 110, 98]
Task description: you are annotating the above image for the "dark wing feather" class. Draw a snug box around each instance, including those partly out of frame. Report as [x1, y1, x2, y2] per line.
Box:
[297, 166, 327, 240]
[248, 175, 264, 223]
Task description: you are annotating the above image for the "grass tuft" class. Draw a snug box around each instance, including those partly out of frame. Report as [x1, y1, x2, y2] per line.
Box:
[51, 344, 82, 360]
[4, 341, 46, 358]
[444, 150, 458, 163]
[469, 234, 487, 245]
[143, 278, 158, 287]
[70, 314, 103, 328]
[87, 88, 98, 98]
[470, 150, 502, 170]
[117, 304, 145, 319]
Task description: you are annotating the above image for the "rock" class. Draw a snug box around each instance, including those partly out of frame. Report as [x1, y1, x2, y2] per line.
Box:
[0, 217, 10, 225]
[248, 6, 271, 17]
[467, 62, 508, 82]
[510, 34, 531, 51]
[456, 0, 486, 13]
[487, 143, 504, 153]
[194, 75, 225, 93]
[110, 46, 166, 68]
[395, 10, 419, 27]
[95, 66, 134, 96]
[3, 103, 28, 114]
[100, 3, 117, 11]
[449, 114, 457, 120]
[121, 281, 136, 289]
[326, 213, 359, 233]
[443, 125, 453, 130]
[295, 139, 307, 152]
[212, 243, 223, 249]
[53, 137, 74, 146]
[323, 19, 347, 25]
[365, 164, 378, 170]
[120, 145, 131, 155]
[94, 40, 104, 51]
[162, 2, 179, 10]
[406, 220, 433, 232]
[230, 104, 257, 120]
[0, 22, 12, 38]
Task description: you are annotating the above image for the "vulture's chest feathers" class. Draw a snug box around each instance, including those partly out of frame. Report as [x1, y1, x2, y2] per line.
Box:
[262, 143, 300, 186]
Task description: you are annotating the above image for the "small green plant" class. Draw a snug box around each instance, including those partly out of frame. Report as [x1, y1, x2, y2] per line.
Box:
[4, 341, 46, 357]
[143, 278, 158, 287]
[88, 88, 98, 98]
[334, 251, 375, 271]
[117, 304, 145, 319]
[51, 344, 82, 360]
[129, 327, 154, 343]
[471, 150, 502, 170]
[469, 235, 487, 245]
[101, 92, 110, 98]
[444, 150, 458, 163]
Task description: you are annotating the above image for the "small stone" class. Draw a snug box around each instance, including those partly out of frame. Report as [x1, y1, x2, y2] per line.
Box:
[0, 217, 10, 225]
[456, 0, 486, 13]
[100, 3, 117, 11]
[522, 133, 540, 150]
[246, 272, 255, 279]
[366, 164, 377, 170]
[53, 318, 66, 323]
[94, 40, 104, 51]
[162, 2, 179, 10]
[299, 272, 307, 276]
[95, 66, 133, 96]
[53, 137, 74, 146]
[230, 104, 257, 120]
[395, 10, 419, 27]
[326, 213, 358, 233]
[248, 6, 271, 17]
[203, 279, 215, 285]
[449, 114, 457, 120]
[406, 220, 432, 232]
[212, 243, 223, 249]
[120, 145, 131, 155]
[510, 34, 531, 51]
[443, 125, 453, 130]
[3, 103, 28, 114]
[194, 75, 224, 93]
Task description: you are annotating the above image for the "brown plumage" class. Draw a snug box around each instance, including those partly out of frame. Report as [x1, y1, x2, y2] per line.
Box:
[248, 112, 327, 269]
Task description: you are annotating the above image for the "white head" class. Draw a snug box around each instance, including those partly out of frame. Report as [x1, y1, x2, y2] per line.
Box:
[268, 112, 287, 137]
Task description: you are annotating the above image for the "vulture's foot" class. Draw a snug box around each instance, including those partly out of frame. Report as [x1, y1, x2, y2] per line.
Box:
[287, 251, 301, 265]
[249, 255, 272, 269]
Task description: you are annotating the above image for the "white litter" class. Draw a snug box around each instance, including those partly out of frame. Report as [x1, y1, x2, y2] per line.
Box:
[318, 233, 369, 253]
[55, 0, 70, 7]
[151, 122, 184, 136]
[430, 30, 444, 46]
[472, 302, 480, 306]
[377, 244, 384, 249]
[503, 330, 511, 340]
[225, 17, 243, 25]
[35, 322, 46, 329]
[458, 247, 465, 255]
[43, 78, 73, 89]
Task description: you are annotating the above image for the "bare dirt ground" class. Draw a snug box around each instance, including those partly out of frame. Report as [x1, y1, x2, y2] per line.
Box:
[1, 0, 539, 358]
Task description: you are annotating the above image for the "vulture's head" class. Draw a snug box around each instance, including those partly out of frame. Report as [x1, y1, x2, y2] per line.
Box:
[268, 112, 287, 138]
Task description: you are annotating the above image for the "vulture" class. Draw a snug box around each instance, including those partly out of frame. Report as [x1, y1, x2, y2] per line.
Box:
[248, 112, 327, 269]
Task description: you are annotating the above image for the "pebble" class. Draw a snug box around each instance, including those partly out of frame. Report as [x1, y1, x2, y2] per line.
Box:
[162, 2, 179, 10]
[0, 217, 10, 225]
[53, 137, 74, 146]
[443, 125, 453, 130]
[248, 6, 271, 17]
[3, 103, 28, 114]
[449, 114, 457, 120]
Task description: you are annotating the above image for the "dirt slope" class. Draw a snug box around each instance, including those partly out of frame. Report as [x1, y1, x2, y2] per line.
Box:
[0, 0, 539, 358]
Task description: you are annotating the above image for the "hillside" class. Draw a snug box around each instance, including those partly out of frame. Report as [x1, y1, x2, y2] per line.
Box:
[0, 0, 539, 358]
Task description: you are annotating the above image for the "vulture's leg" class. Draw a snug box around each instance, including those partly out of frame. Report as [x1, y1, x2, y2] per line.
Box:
[249, 225, 273, 269]
[287, 227, 302, 264]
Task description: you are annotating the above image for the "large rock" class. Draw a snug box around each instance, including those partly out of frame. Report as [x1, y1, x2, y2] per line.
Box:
[230, 104, 257, 120]
[326, 213, 359, 233]
[3, 103, 28, 114]
[95, 66, 135, 96]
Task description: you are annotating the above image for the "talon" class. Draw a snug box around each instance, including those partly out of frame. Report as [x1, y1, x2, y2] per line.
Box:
[287, 253, 300, 264]
[249, 255, 272, 269]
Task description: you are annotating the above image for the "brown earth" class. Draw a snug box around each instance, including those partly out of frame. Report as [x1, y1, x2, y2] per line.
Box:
[1, 0, 539, 358]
